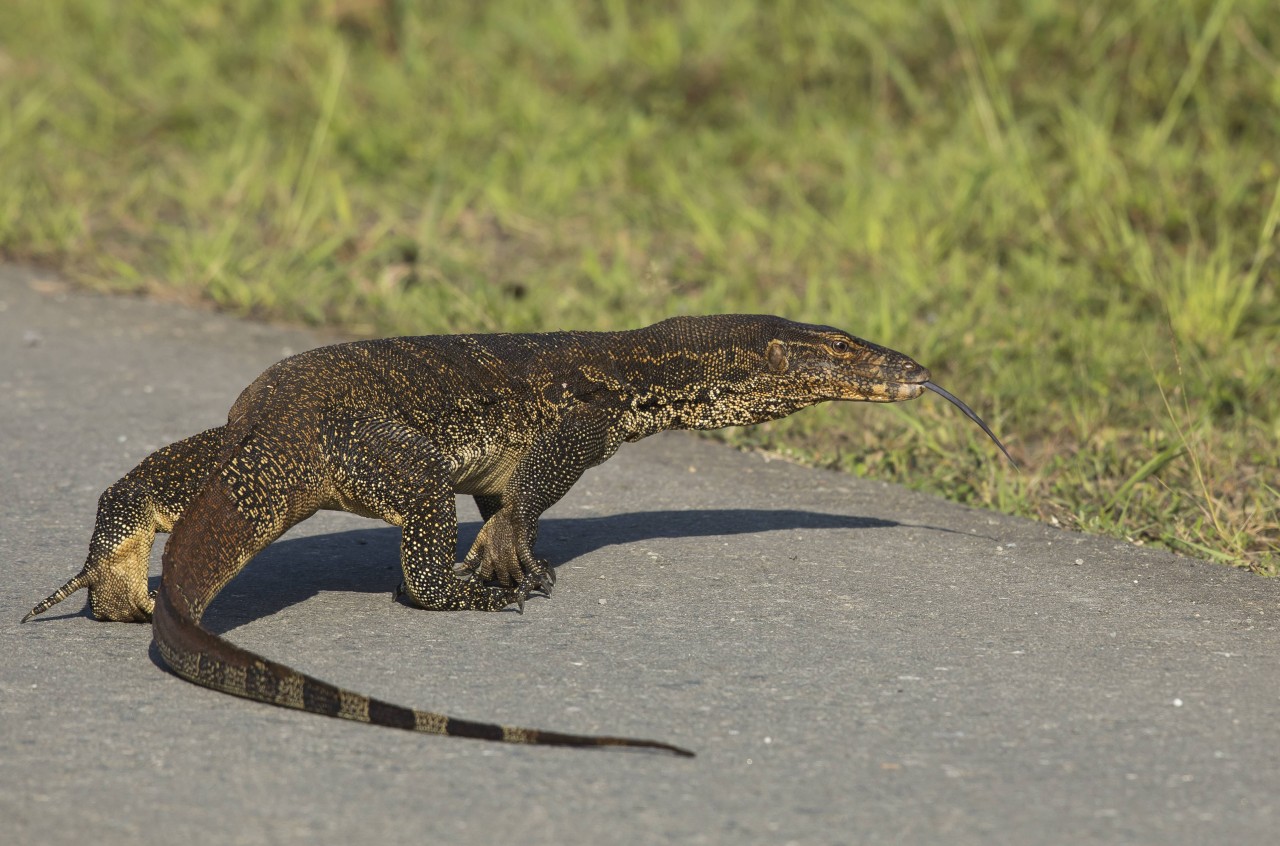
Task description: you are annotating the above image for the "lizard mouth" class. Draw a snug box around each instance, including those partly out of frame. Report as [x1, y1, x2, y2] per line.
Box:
[847, 358, 932, 401]
[922, 381, 1018, 468]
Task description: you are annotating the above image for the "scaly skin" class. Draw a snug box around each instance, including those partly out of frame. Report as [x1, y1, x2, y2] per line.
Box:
[24, 315, 944, 756]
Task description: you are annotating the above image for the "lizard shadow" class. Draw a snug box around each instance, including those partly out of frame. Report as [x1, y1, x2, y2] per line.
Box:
[195, 508, 907, 635]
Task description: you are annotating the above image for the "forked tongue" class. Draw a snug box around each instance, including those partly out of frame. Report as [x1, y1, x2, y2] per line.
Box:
[923, 382, 1018, 469]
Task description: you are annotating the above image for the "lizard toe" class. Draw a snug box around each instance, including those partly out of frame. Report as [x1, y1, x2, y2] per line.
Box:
[502, 584, 527, 614]
[523, 560, 555, 597]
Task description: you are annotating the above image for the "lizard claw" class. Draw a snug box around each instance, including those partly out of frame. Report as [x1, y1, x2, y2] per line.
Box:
[520, 558, 555, 597]
[506, 585, 528, 614]
[530, 571, 554, 598]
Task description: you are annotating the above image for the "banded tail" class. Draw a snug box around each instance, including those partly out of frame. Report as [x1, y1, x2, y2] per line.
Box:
[153, 473, 693, 758]
[152, 584, 692, 755]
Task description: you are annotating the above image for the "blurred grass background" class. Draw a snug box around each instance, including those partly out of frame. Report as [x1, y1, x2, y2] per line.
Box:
[1, 0, 1276, 570]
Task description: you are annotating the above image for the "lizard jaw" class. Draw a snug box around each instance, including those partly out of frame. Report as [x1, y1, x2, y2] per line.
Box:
[838, 381, 928, 402]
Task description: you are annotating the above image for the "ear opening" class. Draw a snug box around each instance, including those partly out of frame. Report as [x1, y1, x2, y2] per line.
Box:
[766, 340, 788, 373]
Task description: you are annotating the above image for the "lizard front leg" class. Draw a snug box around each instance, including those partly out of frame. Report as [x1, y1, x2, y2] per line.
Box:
[473, 494, 503, 524]
[460, 409, 613, 598]
[24, 427, 226, 623]
[327, 417, 522, 612]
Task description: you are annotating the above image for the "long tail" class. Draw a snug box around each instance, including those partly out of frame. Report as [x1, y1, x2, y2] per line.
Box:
[153, 478, 694, 757]
[153, 587, 690, 755]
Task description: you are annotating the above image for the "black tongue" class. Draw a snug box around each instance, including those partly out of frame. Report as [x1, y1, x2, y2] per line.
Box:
[923, 382, 1018, 469]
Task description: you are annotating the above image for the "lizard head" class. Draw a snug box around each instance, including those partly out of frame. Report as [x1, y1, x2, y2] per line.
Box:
[762, 324, 931, 403]
[762, 322, 1017, 467]
[632, 315, 1015, 465]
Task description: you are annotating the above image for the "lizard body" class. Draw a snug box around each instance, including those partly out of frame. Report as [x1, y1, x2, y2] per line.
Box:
[24, 315, 1010, 756]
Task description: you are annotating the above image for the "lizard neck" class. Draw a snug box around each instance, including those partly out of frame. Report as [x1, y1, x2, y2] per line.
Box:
[616, 386, 816, 440]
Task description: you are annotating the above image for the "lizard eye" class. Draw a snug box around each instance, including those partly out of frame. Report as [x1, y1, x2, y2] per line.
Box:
[830, 340, 850, 354]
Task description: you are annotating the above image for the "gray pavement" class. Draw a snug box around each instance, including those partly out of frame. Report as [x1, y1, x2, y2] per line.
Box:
[3, 264, 1279, 845]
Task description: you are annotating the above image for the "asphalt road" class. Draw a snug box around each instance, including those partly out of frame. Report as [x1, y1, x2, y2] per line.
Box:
[3, 264, 1279, 845]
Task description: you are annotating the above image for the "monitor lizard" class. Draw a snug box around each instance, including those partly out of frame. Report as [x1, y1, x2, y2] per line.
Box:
[23, 314, 1014, 757]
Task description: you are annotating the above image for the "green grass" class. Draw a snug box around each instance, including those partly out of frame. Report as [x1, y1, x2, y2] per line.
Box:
[1, 0, 1276, 571]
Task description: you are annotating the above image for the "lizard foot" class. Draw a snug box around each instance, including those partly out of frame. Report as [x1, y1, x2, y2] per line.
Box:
[459, 509, 556, 596]
[395, 578, 529, 613]
[524, 559, 555, 596]
[451, 558, 553, 597]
